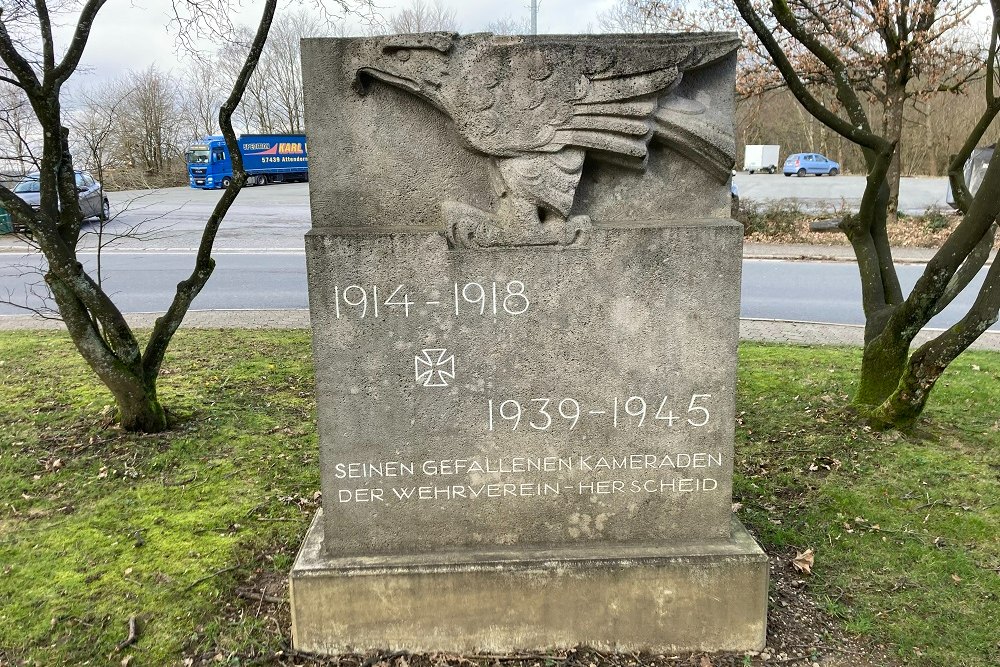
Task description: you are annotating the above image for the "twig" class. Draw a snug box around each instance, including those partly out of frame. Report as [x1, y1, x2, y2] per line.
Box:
[114, 614, 139, 652]
[869, 526, 924, 542]
[914, 499, 949, 511]
[161, 472, 197, 487]
[237, 588, 284, 604]
[184, 565, 237, 591]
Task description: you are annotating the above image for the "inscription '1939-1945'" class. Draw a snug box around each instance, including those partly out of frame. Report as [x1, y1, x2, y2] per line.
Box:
[487, 394, 712, 430]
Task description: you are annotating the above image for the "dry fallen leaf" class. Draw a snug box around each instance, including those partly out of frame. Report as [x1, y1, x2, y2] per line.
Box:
[792, 548, 815, 575]
[731, 502, 743, 513]
[700, 656, 713, 667]
[951, 573, 962, 583]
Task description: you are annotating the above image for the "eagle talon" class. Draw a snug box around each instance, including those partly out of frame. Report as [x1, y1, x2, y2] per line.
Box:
[443, 201, 592, 249]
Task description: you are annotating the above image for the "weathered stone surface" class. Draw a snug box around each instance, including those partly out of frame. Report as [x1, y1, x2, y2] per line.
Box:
[290, 511, 768, 653]
[301, 34, 738, 246]
[307, 224, 742, 557]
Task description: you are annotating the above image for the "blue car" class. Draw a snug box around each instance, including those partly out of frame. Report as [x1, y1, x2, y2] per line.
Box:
[783, 153, 840, 177]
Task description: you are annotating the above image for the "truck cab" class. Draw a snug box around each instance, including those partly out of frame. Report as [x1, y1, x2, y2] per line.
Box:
[185, 136, 232, 189]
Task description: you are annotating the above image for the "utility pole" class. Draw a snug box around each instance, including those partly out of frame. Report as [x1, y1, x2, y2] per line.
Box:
[531, 0, 538, 35]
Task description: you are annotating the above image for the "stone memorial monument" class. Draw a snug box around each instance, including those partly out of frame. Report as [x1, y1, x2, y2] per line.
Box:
[291, 32, 767, 654]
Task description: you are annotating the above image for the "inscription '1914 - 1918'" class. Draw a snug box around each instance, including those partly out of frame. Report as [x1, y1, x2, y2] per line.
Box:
[331, 280, 530, 318]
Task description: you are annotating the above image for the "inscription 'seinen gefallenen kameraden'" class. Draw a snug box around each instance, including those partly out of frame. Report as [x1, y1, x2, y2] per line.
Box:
[332, 453, 725, 504]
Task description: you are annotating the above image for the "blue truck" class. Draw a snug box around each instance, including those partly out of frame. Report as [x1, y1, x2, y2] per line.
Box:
[185, 134, 308, 189]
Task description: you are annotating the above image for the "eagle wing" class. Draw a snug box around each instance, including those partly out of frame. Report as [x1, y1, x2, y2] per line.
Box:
[542, 35, 739, 177]
[455, 35, 738, 168]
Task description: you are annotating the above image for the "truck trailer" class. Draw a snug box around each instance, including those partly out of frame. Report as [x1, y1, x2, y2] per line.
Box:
[743, 145, 780, 174]
[185, 134, 308, 189]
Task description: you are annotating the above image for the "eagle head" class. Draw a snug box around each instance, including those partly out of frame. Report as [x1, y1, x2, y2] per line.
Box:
[352, 32, 457, 109]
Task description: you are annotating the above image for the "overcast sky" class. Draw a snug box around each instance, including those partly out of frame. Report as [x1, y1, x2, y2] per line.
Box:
[71, 0, 618, 85]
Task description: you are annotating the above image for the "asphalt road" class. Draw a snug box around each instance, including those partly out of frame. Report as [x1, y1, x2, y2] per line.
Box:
[2, 252, 994, 332]
[0, 175, 952, 254]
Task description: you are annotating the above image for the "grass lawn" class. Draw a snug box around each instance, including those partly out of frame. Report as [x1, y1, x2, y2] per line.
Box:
[0, 330, 998, 666]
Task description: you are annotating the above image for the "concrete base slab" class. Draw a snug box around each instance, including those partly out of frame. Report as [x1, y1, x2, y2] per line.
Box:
[289, 510, 768, 654]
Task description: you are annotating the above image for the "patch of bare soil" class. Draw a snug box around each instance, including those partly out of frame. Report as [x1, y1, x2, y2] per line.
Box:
[184, 546, 902, 667]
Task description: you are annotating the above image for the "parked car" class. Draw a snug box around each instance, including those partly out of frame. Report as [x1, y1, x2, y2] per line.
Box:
[12, 170, 110, 225]
[945, 145, 993, 209]
[783, 153, 840, 177]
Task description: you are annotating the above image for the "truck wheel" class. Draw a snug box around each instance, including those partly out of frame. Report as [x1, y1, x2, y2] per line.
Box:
[221, 177, 232, 188]
[768, 166, 776, 174]
[258, 175, 267, 186]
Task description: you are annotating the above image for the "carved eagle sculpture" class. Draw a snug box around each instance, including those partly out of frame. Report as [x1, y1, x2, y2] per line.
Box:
[350, 32, 739, 248]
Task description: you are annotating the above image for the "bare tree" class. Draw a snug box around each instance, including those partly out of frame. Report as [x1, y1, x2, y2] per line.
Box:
[258, 9, 326, 134]
[385, 0, 459, 33]
[0, 0, 373, 431]
[598, 0, 702, 32]
[217, 27, 278, 134]
[734, 0, 1000, 427]
[0, 82, 38, 181]
[484, 15, 534, 35]
[181, 57, 222, 139]
[116, 66, 186, 178]
[66, 80, 131, 193]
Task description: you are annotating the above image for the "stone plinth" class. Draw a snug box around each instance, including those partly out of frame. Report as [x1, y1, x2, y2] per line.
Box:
[291, 512, 766, 653]
[291, 223, 767, 651]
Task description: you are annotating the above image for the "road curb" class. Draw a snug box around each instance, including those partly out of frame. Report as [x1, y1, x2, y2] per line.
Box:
[739, 318, 1000, 351]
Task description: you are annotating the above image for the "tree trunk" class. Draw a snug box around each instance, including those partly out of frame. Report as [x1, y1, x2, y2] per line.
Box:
[855, 325, 910, 407]
[46, 273, 168, 432]
[868, 344, 945, 428]
[110, 374, 168, 432]
[884, 83, 906, 226]
[872, 250, 1000, 427]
